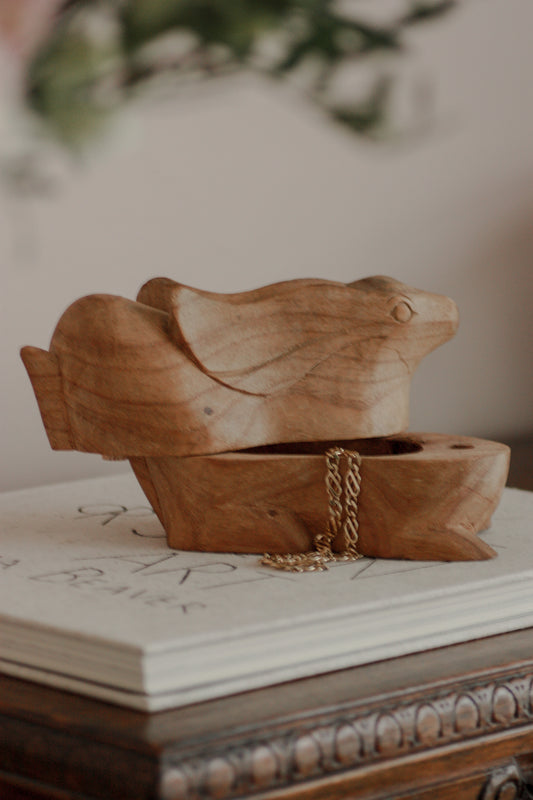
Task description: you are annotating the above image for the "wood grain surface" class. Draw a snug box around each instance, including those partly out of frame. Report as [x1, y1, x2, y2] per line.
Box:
[3, 628, 533, 799]
[21, 276, 458, 458]
[130, 432, 509, 561]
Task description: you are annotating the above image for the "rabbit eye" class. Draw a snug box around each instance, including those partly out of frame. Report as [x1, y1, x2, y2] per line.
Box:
[391, 301, 413, 323]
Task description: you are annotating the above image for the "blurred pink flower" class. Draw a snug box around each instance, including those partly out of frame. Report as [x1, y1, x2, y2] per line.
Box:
[0, 0, 62, 63]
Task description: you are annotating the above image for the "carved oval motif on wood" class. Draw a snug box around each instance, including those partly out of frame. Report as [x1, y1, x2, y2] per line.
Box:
[454, 694, 480, 733]
[334, 723, 362, 765]
[160, 768, 189, 800]
[508, 678, 530, 716]
[293, 734, 322, 778]
[492, 686, 518, 725]
[251, 745, 279, 788]
[205, 757, 236, 799]
[375, 714, 403, 755]
[415, 704, 442, 746]
[529, 678, 533, 715]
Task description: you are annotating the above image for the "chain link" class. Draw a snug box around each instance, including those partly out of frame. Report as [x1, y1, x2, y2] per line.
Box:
[261, 447, 363, 572]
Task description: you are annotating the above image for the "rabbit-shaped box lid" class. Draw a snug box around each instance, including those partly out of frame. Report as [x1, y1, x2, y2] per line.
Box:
[21, 276, 458, 458]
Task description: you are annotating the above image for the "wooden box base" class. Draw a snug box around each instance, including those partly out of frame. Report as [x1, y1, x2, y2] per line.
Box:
[130, 432, 510, 562]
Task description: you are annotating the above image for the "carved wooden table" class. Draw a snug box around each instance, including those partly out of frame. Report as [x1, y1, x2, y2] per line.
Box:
[3, 628, 533, 800]
[2, 443, 531, 800]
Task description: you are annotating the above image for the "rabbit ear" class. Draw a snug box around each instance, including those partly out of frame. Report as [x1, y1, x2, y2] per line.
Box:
[140, 278, 355, 396]
[137, 277, 181, 315]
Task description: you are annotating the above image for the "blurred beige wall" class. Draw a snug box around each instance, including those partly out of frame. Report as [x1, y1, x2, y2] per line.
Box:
[2, 0, 533, 491]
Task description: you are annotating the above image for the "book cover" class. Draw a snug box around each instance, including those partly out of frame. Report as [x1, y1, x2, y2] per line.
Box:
[1, 474, 532, 710]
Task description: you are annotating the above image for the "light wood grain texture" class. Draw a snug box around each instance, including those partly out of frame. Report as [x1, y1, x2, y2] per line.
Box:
[21, 276, 458, 458]
[21, 275, 510, 562]
[130, 433, 510, 561]
[19, 347, 74, 450]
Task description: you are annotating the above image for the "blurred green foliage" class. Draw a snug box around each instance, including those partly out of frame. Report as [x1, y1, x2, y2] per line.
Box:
[26, 0, 456, 149]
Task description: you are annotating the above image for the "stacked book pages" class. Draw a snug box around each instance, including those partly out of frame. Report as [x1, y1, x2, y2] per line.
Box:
[1, 473, 533, 711]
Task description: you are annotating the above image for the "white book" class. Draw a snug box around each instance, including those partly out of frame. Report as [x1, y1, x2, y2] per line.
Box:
[1, 474, 532, 711]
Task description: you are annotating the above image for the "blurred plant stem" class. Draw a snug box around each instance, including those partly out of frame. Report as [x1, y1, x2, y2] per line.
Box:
[0, 1, 458, 267]
[19, 0, 456, 151]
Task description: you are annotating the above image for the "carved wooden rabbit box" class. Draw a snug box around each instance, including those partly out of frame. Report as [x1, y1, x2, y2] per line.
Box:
[21, 276, 510, 568]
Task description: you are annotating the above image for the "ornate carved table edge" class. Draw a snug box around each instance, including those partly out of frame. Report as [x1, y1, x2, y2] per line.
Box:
[479, 759, 533, 800]
[158, 667, 533, 800]
[4, 631, 533, 799]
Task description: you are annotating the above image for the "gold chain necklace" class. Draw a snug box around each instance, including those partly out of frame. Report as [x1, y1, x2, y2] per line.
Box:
[261, 447, 363, 572]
